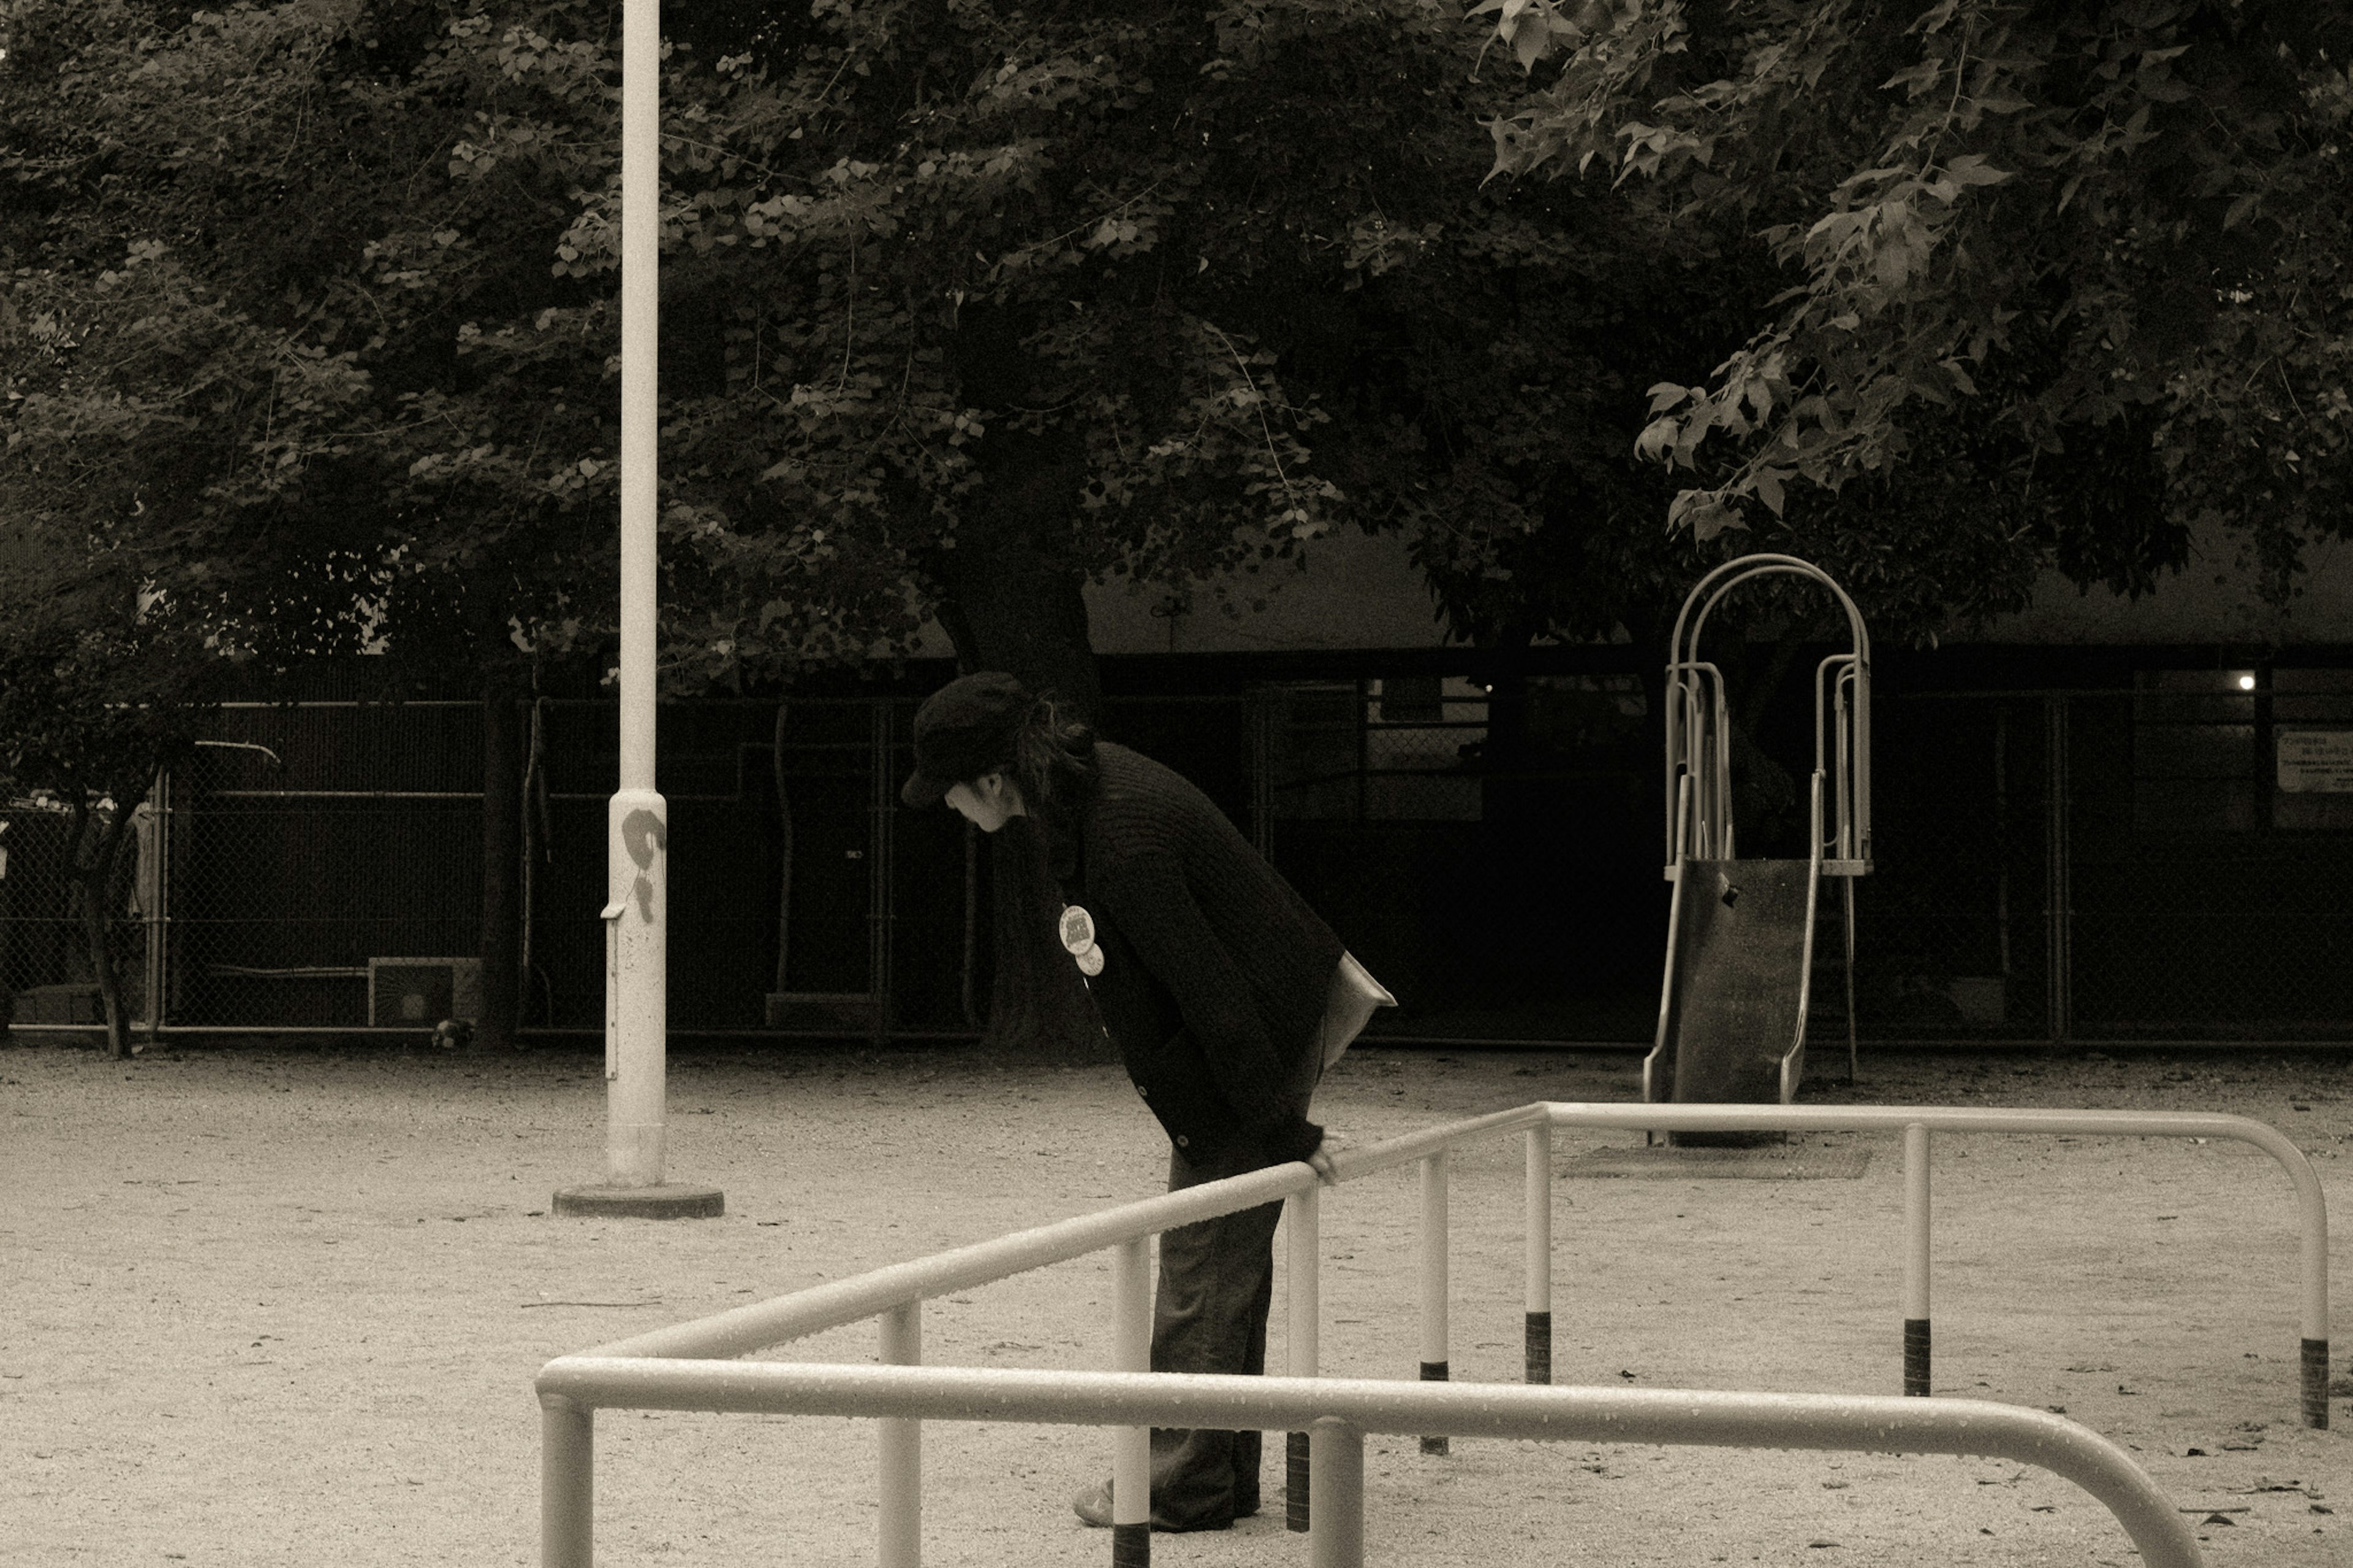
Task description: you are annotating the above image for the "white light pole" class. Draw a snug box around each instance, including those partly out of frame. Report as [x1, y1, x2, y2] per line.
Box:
[555, 0, 721, 1221]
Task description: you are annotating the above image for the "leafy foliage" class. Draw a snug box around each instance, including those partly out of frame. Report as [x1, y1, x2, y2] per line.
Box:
[1482, 0, 2353, 606]
[13, 0, 2246, 693]
[1, 0, 626, 675]
[0, 0, 1768, 680]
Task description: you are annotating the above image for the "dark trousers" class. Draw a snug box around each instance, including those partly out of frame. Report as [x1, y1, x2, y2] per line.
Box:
[1145, 1041, 1324, 1529]
[1146, 1144, 1285, 1528]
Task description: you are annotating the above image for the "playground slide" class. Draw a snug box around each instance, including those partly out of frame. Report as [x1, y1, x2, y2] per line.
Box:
[1646, 855, 1818, 1128]
[1650, 553, 1868, 1124]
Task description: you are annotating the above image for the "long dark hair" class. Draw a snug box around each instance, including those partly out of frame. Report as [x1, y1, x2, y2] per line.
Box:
[1004, 691, 1099, 840]
[985, 689, 1104, 1055]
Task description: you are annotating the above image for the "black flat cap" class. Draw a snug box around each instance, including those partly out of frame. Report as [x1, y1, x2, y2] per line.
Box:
[900, 671, 1031, 808]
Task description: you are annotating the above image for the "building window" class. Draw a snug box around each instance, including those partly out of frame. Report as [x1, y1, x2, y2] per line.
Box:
[1268, 679, 1487, 820]
[2132, 670, 2257, 833]
[2132, 667, 2353, 833]
[1374, 674, 1444, 725]
[1268, 683, 1362, 820]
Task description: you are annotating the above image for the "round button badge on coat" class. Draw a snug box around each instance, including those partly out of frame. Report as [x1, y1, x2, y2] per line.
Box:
[1058, 905, 1096, 954]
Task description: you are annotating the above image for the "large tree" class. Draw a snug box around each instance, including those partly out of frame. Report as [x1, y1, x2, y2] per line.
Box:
[24, 0, 2224, 1050]
[2, 0, 1722, 1048]
[1479, 0, 2353, 609]
[17, 2, 2327, 699]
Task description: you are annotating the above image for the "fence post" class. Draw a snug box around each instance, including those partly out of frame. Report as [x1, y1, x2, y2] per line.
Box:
[1307, 1416, 1364, 1568]
[541, 1392, 593, 1568]
[869, 701, 895, 1048]
[1248, 687, 1276, 863]
[879, 1302, 922, 1568]
[140, 772, 169, 1039]
[1110, 1238, 1151, 1567]
[1419, 1151, 1449, 1453]
[2044, 695, 2072, 1044]
[1525, 1124, 1552, 1384]
[1903, 1124, 1931, 1397]
[1284, 1184, 1320, 1531]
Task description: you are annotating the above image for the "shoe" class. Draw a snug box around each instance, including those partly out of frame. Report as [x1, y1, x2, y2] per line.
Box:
[1070, 1480, 1235, 1532]
[1072, 1481, 1116, 1528]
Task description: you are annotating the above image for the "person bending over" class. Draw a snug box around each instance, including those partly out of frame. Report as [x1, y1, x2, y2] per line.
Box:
[900, 670, 1390, 1532]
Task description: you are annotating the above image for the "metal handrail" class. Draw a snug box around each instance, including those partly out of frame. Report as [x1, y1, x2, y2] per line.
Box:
[539, 1097, 2329, 1567]
[1543, 1101, 2332, 1425]
[573, 1097, 2329, 1398]
[579, 1159, 1316, 1363]
[580, 1105, 1548, 1365]
[535, 1365, 2204, 1568]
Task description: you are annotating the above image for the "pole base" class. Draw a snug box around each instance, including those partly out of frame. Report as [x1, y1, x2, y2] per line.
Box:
[552, 1183, 724, 1219]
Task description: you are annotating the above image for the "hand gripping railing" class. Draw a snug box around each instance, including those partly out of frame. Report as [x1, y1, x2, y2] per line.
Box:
[537, 1363, 2205, 1568]
[537, 1099, 2327, 1567]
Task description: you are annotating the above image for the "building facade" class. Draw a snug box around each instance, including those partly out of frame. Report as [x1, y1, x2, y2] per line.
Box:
[5, 526, 2350, 1048]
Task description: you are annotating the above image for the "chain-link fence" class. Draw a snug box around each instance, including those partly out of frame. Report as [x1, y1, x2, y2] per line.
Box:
[534, 697, 909, 1036]
[164, 703, 482, 1028]
[1814, 694, 2055, 1043]
[2064, 676, 2353, 1040]
[7, 676, 2352, 1045]
[1254, 675, 1662, 1042]
[0, 797, 151, 1028]
[1819, 681, 2353, 1045]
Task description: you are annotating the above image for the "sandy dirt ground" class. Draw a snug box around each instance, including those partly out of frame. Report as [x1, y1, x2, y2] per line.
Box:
[3, 1037, 2349, 1567]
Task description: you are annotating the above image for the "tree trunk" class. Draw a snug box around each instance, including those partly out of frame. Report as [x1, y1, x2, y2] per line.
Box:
[930, 449, 1104, 726]
[69, 790, 141, 1061]
[929, 432, 1107, 1056]
[476, 668, 525, 1053]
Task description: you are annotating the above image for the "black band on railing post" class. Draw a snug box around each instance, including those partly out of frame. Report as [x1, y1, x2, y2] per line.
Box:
[2302, 1338, 2330, 1430]
[1903, 1319, 1931, 1398]
[1525, 1311, 1552, 1385]
[1286, 1430, 1309, 1531]
[1420, 1360, 1450, 1455]
[1112, 1520, 1150, 1567]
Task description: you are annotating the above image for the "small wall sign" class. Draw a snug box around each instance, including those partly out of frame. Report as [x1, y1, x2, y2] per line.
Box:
[2275, 728, 2353, 792]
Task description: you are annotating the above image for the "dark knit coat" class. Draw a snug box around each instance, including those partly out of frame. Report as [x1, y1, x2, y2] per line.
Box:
[1057, 742, 1344, 1170]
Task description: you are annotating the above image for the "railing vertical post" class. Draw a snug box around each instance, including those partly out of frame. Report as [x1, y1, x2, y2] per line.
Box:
[1903, 1124, 1931, 1397]
[1110, 1238, 1152, 1567]
[2297, 1168, 2332, 1430]
[1284, 1184, 1320, 1532]
[540, 1392, 593, 1568]
[1307, 1417, 1364, 1568]
[879, 1302, 922, 1568]
[1525, 1124, 1552, 1384]
[1419, 1151, 1450, 1453]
